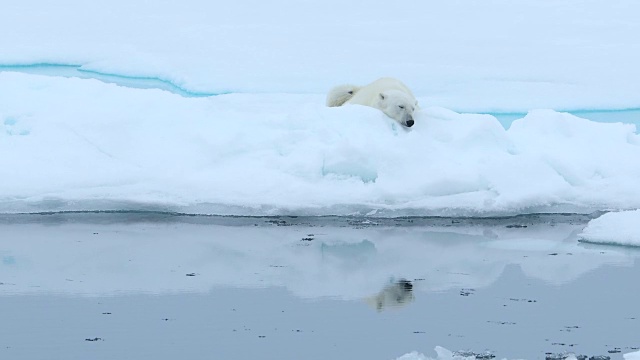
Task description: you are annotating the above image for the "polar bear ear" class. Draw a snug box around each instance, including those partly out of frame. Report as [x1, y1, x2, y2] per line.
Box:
[379, 93, 386, 101]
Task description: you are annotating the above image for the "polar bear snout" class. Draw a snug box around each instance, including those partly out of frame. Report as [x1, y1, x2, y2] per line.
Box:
[402, 113, 415, 127]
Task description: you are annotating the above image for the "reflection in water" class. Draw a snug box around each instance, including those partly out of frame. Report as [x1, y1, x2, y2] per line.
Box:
[1, 217, 640, 360]
[0, 218, 638, 299]
[320, 239, 377, 262]
[367, 278, 414, 311]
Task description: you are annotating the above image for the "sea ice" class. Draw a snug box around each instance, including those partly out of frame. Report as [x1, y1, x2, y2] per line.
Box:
[625, 350, 640, 360]
[2, 0, 640, 112]
[1, 73, 640, 216]
[2, 1, 640, 216]
[579, 210, 640, 247]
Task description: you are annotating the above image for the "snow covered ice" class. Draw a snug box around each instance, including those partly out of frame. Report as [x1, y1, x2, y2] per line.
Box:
[2, 0, 640, 216]
[394, 347, 475, 360]
[625, 350, 640, 360]
[2, 0, 640, 112]
[1, 72, 640, 216]
[580, 210, 640, 247]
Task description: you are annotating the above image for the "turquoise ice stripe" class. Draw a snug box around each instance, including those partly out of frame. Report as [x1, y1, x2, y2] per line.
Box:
[486, 108, 640, 117]
[75, 67, 220, 97]
[3, 117, 17, 126]
[2, 256, 16, 265]
[0, 62, 82, 69]
[0, 62, 223, 98]
[478, 109, 640, 130]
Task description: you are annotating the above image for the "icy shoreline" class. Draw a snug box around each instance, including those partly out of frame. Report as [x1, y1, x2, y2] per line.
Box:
[3, 72, 640, 217]
[0, 211, 601, 227]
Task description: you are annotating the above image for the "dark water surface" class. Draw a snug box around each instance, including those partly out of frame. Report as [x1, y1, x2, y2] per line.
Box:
[1, 214, 638, 360]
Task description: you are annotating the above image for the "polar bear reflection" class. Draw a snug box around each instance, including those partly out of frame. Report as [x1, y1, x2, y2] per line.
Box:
[366, 278, 414, 311]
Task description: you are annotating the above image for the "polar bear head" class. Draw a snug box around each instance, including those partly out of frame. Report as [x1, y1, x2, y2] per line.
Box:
[378, 90, 417, 127]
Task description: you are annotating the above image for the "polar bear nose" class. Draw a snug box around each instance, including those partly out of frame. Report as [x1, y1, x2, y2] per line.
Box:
[405, 119, 414, 127]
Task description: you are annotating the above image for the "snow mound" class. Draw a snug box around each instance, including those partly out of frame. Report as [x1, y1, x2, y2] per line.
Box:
[579, 210, 640, 246]
[625, 350, 640, 360]
[2, 73, 640, 216]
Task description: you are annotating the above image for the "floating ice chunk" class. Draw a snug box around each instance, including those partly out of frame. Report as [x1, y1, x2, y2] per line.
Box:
[624, 350, 640, 360]
[579, 210, 640, 246]
[434, 346, 476, 360]
[395, 346, 478, 360]
[396, 352, 428, 360]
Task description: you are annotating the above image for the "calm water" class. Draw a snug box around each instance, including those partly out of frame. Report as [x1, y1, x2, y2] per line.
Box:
[1, 214, 638, 360]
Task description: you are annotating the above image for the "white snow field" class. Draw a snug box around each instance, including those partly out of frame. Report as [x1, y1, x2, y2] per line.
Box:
[2, 0, 640, 112]
[580, 210, 640, 247]
[1, 0, 640, 216]
[2, 72, 639, 216]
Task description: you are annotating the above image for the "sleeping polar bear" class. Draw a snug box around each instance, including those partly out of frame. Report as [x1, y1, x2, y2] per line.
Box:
[326, 77, 418, 127]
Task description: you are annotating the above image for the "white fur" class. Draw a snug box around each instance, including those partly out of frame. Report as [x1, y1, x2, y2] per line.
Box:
[326, 84, 360, 107]
[326, 77, 418, 127]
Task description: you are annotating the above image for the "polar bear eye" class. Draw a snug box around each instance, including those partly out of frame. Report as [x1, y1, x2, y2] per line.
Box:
[398, 105, 405, 109]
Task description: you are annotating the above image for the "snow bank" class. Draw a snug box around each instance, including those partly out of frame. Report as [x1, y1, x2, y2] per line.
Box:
[579, 210, 640, 247]
[625, 350, 640, 360]
[2, 0, 640, 216]
[2, 73, 640, 216]
[2, 0, 640, 112]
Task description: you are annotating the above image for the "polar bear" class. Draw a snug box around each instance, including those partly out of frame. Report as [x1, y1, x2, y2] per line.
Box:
[326, 77, 418, 127]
